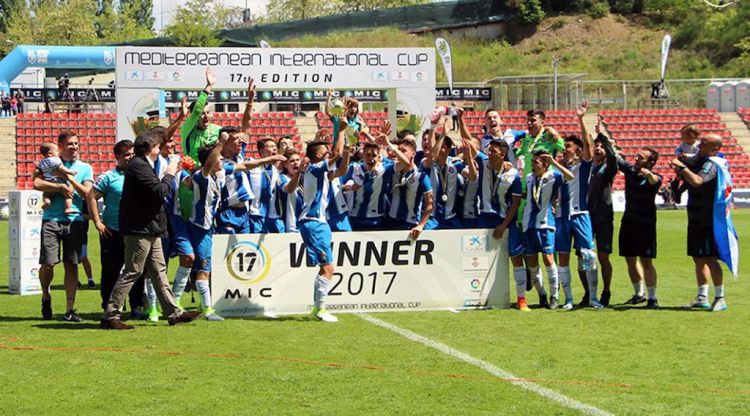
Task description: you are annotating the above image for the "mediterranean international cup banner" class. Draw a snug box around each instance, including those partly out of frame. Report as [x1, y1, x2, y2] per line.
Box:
[211, 230, 510, 317]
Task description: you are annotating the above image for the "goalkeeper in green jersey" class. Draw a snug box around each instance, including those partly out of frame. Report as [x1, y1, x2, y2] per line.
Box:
[181, 67, 221, 167]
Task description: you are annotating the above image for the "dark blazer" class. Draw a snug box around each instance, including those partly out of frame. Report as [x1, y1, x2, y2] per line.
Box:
[119, 154, 174, 237]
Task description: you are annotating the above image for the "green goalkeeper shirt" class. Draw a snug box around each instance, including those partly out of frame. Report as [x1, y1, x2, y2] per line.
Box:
[180, 91, 221, 166]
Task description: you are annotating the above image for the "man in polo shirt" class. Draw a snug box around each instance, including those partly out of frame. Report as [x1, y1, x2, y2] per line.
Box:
[86, 140, 134, 311]
[33, 130, 94, 322]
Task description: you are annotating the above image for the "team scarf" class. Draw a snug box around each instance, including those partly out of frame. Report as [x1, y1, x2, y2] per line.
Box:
[710, 156, 739, 277]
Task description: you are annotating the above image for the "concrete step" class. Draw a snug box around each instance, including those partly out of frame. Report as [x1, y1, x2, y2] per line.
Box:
[718, 112, 750, 156]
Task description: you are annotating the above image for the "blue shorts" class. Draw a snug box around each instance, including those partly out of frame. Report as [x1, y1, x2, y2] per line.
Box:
[216, 206, 250, 235]
[249, 216, 285, 234]
[554, 214, 595, 253]
[504, 221, 525, 258]
[350, 216, 383, 231]
[328, 211, 352, 232]
[298, 220, 334, 266]
[433, 216, 462, 230]
[188, 222, 214, 272]
[525, 228, 555, 255]
[464, 212, 501, 229]
[168, 214, 194, 257]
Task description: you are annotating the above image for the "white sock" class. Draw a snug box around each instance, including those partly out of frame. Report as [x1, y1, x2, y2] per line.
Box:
[172, 266, 191, 301]
[559, 266, 572, 301]
[647, 286, 656, 300]
[697, 284, 709, 298]
[546, 264, 559, 299]
[633, 281, 644, 297]
[195, 280, 212, 311]
[513, 267, 527, 300]
[529, 266, 546, 296]
[715, 285, 724, 299]
[145, 279, 157, 308]
[586, 269, 599, 302]
[314, 275, 330, 310]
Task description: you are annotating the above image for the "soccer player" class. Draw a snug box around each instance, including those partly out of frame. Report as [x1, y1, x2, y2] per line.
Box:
[298, 136, 350, 323]
[586, 117, 619, 307]
[514, 110, 564, 180]
[86, 140, 134, 311]
[33, 131, 94, 322]
[325, 88, 363, 147]
[421, 124, 467, 229]
[381, 134, 435, 239]
[523, 150, 574, 309]
[215, 126, 255, 235]
[671, 134, 729, 311]
[347, 140, 395, 231]
[279, 148, 305, 233]
[617, 145, 662, 308]
[245, 137, 287, 233]
[554, 101, 602, 310]
[466, 108, 525, 159]
[181, 67, 221, 166]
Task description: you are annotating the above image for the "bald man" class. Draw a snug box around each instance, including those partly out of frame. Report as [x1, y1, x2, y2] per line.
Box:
[670, 134, 728, 312]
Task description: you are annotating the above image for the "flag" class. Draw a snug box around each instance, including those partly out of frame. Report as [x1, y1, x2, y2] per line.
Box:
[660, 34, 671, 80]
[435, 38, 453, 91]
[710, 156, 739, 277]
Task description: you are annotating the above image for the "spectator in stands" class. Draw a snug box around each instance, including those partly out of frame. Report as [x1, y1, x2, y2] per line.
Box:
[1, 92, 10, 117]
[10, 94, 17, 116]
[671, 134, 729, 312]
[43, 96, 52, 114]
[587, 116, 619, 307]
[450, 102, 459, 131]
[181, 67, 221, 166]
[86, 140, 134, 311]
[616, 145, 662, 308]
[101, 130, 201, 330]
[669, 124, 700, 204]
[33, 131, 94, 322]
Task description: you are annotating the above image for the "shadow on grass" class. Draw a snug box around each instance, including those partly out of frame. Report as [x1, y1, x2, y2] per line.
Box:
[32, 322, 102, 330]
[611, 304, 706, 312]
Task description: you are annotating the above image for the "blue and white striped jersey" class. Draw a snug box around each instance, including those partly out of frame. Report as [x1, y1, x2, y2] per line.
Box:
[426, 157, 465, 220]
[493, 166, 522, 219]
[388, 166, 433, 225]
[221, 155, 254, 208]
[523, 170, 563, 232]
[164, 169, 190, 218]
[299, 160, 331, 223]
[189, 166, 232, 230]
[327, 162, 351, 216]
[351, 160, 394, 219]
[247, 162, 282, 219]
[462, 153, 518, 218]
[556, 159, 591, 219]
[279, 174, 304, 232]
[153, 154, 170, 180]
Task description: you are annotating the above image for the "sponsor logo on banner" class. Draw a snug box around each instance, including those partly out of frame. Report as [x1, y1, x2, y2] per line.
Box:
[126, 71, 143, 82]
[462, 256, 489, 272]
[104, 50, 114, 66]
[462, 234, 486, 252]
[169, 71, 183, 82]
[411, 71, 426, 82]
[225, 241, 271, 284]
[372, 71, 387, 82]
[145, 71, 165, 81]
[391, 71, 408, 81]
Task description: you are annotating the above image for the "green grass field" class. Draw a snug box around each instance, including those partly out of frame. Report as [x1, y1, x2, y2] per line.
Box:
[1, 210, 748, 415]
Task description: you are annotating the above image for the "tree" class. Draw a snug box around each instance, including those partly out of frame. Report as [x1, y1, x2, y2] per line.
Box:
[162, 0, 237, 46]
[262, 0, 429, 23]
[0, 0, 23, 33]
[519, 0, 545, 24]
[121, 0, 155, 31]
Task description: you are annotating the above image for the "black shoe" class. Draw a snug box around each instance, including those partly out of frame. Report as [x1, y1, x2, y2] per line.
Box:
[549, 296, 559, 310]
[577, 294, 590, 308]
[538, 293, 549, 309]
[77, 280, 82, 288]
[600, 291, 611, 307]
[100, 319, 134, 330]
[63, 309, 83, 322]
[646, 299, 659, 309]
[87, 279, 96, 289]
[41, 298, 52, 320]
[129, 307, 147, 321]
[624, 294, 647, 305]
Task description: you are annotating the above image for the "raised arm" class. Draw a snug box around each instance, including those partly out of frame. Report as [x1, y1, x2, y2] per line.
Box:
[180, 67, 215, 142]
[324, 88, 335, 118]
[576, 100, 593, 161]
[284, 158, 309, 193]
[166, 97, 188, 141]
[458, 109, 479, 152]
[543, 153, 574, 181]
[463, 137, 478, 181]
[242, 154, 286, 170]
[330, 145, 351, 180]
[241, 78, 256, 135]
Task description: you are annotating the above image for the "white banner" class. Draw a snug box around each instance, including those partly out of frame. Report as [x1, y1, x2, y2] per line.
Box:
[660, 34, 671, 80]
[211, 229, 509, 317]
[116, 47, 435, 89]
[8, 191, 43, 295]
[435, 38, 453, 91]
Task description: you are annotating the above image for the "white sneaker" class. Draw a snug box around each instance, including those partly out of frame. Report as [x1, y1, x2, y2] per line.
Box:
[312, 308, 338, 323]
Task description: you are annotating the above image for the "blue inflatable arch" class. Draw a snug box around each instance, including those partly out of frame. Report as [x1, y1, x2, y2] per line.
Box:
[0, 45, 116, 93]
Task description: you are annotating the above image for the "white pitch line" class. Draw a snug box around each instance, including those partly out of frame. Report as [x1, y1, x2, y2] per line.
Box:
[359, 313, 614, 416]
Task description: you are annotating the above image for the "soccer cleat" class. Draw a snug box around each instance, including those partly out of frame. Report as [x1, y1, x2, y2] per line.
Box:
[577, 294, 590, 308]
[203, 308, 225, 321]
[517, 298, 531, 312]
[87, 279, 96, 289]
[41, 298, 52, 320]
[562, 299, 574, 311]
[549, 296, 559, 310]
[130, 307, 147, 321]
[76, 280, 82, 288]
[538, 293, 549, 309]
[624, 294, 647, 305]
[684, 296, 711, 310]
[646, 299, 659, 309]
[311, 308, 338, 323]
[599, 291, 611, 307]
[146, 306, 160, 323]
[63, 309, 83, 322]
[589, 299, 605, 310]
[711, 297, 728, 312]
